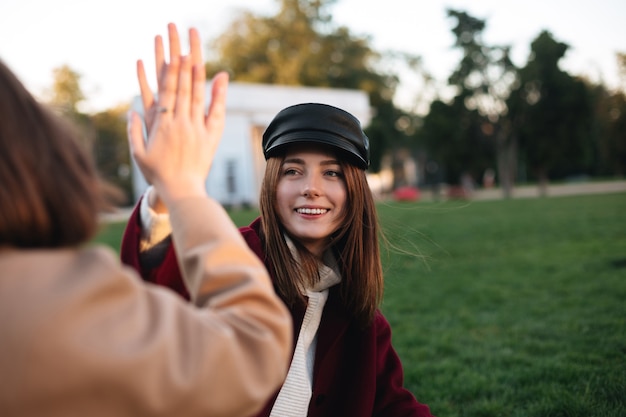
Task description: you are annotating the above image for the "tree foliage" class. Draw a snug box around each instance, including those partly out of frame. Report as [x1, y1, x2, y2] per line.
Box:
[617, 52, 626, 92]
[45, 65, 132, 203]
[446, 9, 516, 119]
[417, 10, 621, 193]
[417, 9, 516, 189]
[587, 55, 626, 177]
[508, 31, 593, 188]
[419, 92, 495, 185]
[45, 65, 95, 153]
[47, 65, 86, 114]
[603, 90, 626, 175]
[91, 106, 133, 203]
[204, 0, 412, 172]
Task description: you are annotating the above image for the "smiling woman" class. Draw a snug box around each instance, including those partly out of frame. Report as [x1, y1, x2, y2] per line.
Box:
[121, 101, 435, 416]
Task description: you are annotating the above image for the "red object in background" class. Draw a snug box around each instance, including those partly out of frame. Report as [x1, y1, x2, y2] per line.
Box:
[392, 186, 420, 201]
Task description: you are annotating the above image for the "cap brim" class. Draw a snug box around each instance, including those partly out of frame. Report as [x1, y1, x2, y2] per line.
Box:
[265, 131, 368, 169]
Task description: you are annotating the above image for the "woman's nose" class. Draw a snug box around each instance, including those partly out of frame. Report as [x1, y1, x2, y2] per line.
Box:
[302, 175, 321, 197]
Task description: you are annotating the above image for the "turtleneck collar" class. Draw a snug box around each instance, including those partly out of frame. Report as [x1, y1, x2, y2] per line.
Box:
[284, 234, 342, 293]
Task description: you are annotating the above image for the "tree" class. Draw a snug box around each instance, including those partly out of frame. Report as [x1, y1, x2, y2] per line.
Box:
[508, 31, 593, 194]
[47, 65, 86, 114]
[418, 91, 494, 187]
[608, 52, 626, 175]
[587, 54, 626, 177]
[444, 9, 518, 195]
[45, 65, 95, 152]
[91, 105, 133, 204]
[45, 65, 132, 204]
[604, 90, 626, 175]
[204, 0, 413, 174]
[617, 52, 626, 93]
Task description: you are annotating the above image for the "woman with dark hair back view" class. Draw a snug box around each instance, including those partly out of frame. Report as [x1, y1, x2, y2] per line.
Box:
[0, 23, 292, 417]
[121, 23, 435, 417]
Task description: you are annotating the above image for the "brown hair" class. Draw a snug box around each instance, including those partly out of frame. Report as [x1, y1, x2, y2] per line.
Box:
[0, 59, 115, 248]
[259, 154, 384, 326]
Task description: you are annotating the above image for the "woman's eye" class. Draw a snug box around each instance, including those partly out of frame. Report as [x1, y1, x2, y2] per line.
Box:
[283, 168, 299, 176]
[325, 170, 343, 178]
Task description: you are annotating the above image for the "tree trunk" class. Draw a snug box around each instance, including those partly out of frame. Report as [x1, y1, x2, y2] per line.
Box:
[537, 168, 549, 197]
[496, 132, 517, 199]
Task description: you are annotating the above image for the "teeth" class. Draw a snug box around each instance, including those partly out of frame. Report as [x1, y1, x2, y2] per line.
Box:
[296, 208, 328, 215]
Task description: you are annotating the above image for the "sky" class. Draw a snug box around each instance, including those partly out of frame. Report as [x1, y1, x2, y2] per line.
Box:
[1, 0, 624, 113]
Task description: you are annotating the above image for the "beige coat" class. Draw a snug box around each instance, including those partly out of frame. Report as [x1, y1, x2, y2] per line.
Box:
[0, 197, 292, 417]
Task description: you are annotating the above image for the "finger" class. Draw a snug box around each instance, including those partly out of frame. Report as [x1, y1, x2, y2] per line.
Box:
[205, 71, 229, 133]
[137, 60, 155, 113]
[167, 23, 182, 69]
[189, 27, 204, 69]
[188, 27, 206, 122]
[190, 62, 206, 122]
[127, 111, 146, 161]
[176, 55, 193, 117]
[157, 53, 180, 113]
[155, 23, 182, 112]
[154, 34, 165, 89]
[158, 57, 180, 112]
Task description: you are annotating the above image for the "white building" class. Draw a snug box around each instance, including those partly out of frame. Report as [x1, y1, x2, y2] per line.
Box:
[130, 82, 372, 207]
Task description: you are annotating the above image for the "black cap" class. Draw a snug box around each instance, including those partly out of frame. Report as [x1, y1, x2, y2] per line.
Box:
[262, 103, 370, 169]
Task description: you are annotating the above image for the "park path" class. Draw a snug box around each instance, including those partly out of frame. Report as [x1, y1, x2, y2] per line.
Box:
[469, 180, 626, 201]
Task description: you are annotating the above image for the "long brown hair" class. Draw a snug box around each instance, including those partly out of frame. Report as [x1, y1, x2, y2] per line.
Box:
[0, 59, 115, 248]
[259, 153, 384, 326]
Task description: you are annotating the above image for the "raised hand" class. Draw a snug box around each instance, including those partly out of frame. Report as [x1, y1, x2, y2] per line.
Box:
[135, 23, 204, 137]
[128, 23, 229, 206]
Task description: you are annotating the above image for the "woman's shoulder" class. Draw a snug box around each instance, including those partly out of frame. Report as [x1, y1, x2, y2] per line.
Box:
[372, 309, 393, 334]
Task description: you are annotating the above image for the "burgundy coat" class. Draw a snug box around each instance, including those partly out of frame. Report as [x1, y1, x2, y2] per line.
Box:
[121, 205, 434, 417]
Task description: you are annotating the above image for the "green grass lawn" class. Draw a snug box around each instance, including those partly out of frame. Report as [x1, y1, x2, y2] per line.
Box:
[95, 193, 626, 417]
